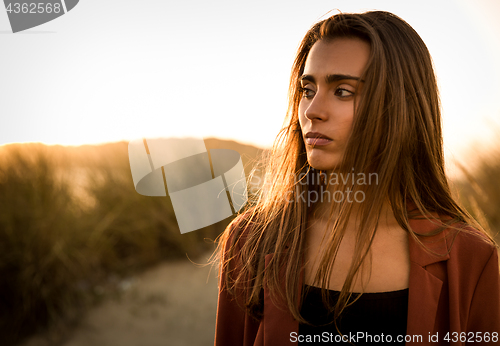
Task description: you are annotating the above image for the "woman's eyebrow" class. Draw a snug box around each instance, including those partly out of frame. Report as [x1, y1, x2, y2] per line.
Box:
[300, 74, 362, 83]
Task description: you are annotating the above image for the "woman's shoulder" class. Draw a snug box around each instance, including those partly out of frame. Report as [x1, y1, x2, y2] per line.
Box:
[409, 216, 498, 273]
[225, 208, 256, 236]
[408, 210, 497, 258]
[446, 224, 498, 263]
[220, 208, 260, 253]
[411, 220, 499, 296]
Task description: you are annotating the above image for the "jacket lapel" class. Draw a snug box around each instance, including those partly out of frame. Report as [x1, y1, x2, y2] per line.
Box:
[263, 253, 299, 345]
[406, 217, 450, 345]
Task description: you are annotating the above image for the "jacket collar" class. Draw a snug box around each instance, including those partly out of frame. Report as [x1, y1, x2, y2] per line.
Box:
[406, 216, 451, 343]
[408, 216, 451, 266]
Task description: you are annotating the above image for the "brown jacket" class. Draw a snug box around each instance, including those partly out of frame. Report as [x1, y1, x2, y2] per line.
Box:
[214, 217, 500, 346]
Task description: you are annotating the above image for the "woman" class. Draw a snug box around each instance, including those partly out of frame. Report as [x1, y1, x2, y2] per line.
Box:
[214, 11, 500, 346]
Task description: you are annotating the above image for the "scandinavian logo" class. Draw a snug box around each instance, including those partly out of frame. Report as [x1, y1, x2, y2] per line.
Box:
[3, 0, 79, 33]
[128, 138, 248, 234]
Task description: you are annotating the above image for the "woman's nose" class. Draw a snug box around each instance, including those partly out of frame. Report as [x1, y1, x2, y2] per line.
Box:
[304, 95, 328, 121]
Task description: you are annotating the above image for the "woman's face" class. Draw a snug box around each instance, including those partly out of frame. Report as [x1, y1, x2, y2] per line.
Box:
[298, 38, 370, 171]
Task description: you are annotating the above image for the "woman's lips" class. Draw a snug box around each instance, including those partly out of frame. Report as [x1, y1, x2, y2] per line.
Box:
[305, 137, 333, 146]
[304, 132, 333, 146]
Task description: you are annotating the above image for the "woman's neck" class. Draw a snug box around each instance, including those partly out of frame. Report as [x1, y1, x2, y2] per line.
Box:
[309, 192, 399, 234]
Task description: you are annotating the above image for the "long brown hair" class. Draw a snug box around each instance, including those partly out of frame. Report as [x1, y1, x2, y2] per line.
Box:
[217, 10, 496, 325]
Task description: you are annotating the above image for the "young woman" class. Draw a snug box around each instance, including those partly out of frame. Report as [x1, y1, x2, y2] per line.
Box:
[214, 11, 500, 346]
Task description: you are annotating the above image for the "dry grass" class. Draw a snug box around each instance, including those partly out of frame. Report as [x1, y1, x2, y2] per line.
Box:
[453, 144, 500, 243]
[0, 141, 241, 345]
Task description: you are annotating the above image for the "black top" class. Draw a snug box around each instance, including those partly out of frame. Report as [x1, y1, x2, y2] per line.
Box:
[298, 285, 409, 345]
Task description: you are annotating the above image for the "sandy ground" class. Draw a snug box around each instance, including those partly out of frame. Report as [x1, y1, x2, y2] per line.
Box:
[23, 254, 219, 346]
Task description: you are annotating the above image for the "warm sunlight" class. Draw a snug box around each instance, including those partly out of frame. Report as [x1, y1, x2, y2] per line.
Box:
[1, 0, 498, 162]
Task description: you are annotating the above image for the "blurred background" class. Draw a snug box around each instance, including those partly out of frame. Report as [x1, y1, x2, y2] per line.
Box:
[0, 0, 499, 345]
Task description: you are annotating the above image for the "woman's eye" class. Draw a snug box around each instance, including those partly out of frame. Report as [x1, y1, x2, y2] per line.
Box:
[300, 87, 315, 99]
[334, 88, 354, 98]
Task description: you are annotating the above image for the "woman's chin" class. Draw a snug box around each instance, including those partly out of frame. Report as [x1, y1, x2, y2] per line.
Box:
[307, 159, 340, 171]
[306, 152, 342, 171]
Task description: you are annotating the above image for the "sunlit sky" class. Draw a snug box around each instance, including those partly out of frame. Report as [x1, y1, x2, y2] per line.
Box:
[1, 0, 499, 172]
